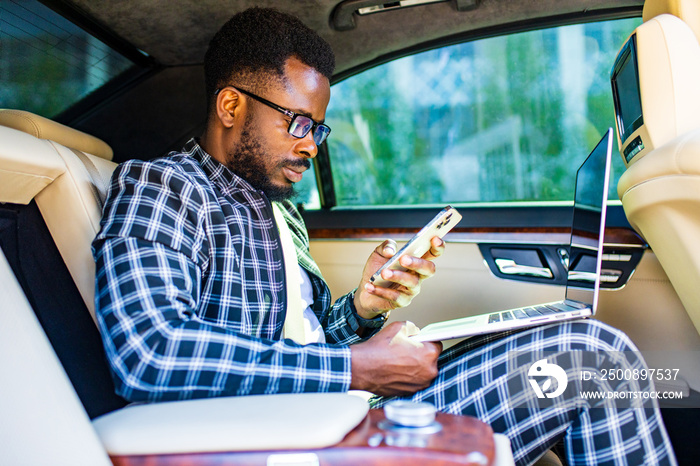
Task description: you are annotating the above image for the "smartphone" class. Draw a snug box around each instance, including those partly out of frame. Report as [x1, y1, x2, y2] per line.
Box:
[369, 206, 462, 288]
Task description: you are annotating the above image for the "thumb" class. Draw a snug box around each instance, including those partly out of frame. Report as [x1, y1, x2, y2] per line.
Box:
[376, 239, 398, 259]
[388, 321, 424, 348]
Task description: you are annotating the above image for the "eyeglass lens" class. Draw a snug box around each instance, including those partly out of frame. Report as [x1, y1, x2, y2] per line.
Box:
[289, 115, 330, 145]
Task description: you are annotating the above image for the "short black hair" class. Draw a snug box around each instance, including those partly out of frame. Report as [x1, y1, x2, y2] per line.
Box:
[204, 7, 335, 111]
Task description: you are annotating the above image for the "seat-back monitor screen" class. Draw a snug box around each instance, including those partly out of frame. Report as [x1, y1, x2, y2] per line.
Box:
[611, 34, 644, 160]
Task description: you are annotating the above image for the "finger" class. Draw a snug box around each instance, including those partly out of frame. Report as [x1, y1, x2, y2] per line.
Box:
[398, 255, 436, 279]
[422, 236, 445, 261]
[403, 321, 421, 336]
[364, 282, 412, 308]
[427, 340, 443, 357]
[375, 239, 398, 259]
[390, 322, 425, 348]
[380, 267, 420, 289]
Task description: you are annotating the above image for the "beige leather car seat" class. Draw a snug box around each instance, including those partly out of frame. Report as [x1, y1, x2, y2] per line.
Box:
[0, 111, 377, 460]
[0, 109, 116, 321]
[615, 1, 700, 335]
[0, 247, 113, 465]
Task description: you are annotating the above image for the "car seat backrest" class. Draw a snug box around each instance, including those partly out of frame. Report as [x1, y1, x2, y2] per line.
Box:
[615, 13, 700, 335]
[0, 109, 114, 160]
[0, 110, 127, 418]
[0, 109, 117, 321]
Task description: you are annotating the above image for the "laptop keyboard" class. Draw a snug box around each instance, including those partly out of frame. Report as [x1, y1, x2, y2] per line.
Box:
[487, 302, 585, 323]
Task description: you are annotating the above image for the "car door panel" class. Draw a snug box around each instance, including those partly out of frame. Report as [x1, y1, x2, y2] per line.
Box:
[310, 240, 564, 330]
[309, 230, 700, 392]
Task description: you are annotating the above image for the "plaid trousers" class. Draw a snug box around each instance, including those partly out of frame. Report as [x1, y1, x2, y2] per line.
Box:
[372, 319, 677, 466]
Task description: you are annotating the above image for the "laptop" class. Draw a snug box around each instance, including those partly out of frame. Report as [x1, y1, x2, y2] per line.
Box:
[412, 128, 614, 342]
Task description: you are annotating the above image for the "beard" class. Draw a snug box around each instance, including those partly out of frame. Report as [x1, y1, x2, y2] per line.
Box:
[224, 121, 310, 202]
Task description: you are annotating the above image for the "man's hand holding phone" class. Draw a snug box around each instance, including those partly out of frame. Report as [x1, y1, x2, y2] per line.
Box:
[352, 206, 461, 320]
[353, 236, 445, 318]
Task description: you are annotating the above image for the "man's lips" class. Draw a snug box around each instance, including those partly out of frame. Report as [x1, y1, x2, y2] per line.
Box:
[283, 165, 306, 183]
[281, 159, 310, 183]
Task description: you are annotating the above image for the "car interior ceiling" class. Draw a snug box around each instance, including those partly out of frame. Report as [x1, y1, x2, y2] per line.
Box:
[53, 0, 643, 70]
[50, 0, 645, 165]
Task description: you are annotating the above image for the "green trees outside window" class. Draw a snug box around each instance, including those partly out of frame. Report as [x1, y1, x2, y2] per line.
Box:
[320, 18, 640, 208]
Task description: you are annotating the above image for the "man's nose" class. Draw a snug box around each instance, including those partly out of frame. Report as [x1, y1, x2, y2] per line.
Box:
[295, 131, 318, 159]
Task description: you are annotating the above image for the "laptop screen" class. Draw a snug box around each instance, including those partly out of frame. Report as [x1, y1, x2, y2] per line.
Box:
[564, 129, 613, 309]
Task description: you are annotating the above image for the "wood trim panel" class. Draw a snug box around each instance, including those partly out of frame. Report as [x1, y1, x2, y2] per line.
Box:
[308, 226, 646, 247]
[110, 410, 496, 466]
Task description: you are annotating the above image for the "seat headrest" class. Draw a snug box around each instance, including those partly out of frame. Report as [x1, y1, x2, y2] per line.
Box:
[643, 0, 700, 43]
[632, 14, 700, 158]
[0, 109, 113, 161]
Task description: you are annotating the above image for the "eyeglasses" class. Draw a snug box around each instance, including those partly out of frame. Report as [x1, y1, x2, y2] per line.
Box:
[215, 86, 331, 145]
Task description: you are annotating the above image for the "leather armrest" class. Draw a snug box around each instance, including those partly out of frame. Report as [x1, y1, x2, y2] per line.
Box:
[493, 434, 516, 466]
[92, 393, 369, 456]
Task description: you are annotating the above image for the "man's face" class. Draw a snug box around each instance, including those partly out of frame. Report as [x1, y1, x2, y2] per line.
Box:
[225, 57, 331, 202]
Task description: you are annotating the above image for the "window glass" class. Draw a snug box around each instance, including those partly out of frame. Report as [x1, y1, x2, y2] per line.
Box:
[0, 0, 136, 118]
[294, 163, 321, 210]
[325, 18, 641, 207]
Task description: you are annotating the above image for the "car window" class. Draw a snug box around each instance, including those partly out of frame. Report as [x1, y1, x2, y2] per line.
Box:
[317, 17, 641, 209]
[0, 0, 137, 118]
[295, 163, 322, 210]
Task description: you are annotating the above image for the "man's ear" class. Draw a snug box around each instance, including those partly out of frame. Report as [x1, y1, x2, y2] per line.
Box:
[215, 88, 242, 129]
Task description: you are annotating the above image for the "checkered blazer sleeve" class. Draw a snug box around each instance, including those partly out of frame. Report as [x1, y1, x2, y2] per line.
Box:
[92, 161, 352, 402]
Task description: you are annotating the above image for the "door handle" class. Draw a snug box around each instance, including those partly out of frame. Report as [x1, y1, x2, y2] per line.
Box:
[568, 270, 595, 282]
[494, 258, 553, 278]
[569, 269, 622, 283]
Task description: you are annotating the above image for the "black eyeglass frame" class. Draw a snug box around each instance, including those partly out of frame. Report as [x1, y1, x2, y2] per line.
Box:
[214, 85, 331, 145]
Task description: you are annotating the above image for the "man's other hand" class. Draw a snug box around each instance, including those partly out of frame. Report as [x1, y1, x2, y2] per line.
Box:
[349, 321, 442, 396]
[353, 237, 445, 319]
